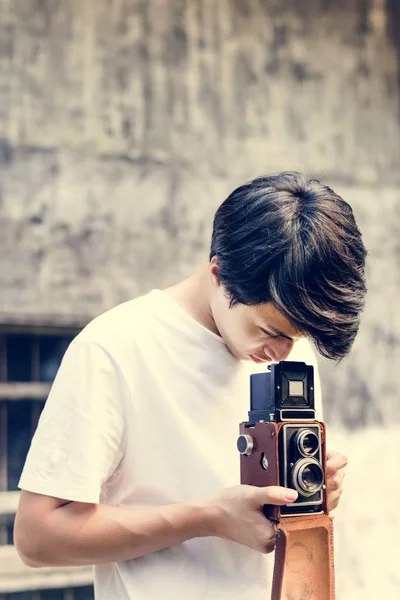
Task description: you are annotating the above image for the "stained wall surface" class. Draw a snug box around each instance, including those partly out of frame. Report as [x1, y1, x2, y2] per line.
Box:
[0, 1, 399, 596]
[1, 0, 399, 425]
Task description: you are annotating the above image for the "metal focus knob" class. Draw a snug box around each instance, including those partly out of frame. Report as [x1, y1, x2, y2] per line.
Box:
[237, 434, 254, 456]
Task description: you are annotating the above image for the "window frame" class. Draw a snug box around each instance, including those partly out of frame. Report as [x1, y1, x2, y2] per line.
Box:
[0, 319, 94, 596]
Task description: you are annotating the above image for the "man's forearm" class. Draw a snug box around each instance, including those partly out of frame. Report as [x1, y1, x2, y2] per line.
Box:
[18, 499, 216, 568]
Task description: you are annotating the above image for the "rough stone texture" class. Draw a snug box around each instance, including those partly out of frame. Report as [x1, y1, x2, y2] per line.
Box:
[1, 0, 399, 426]
[0, 1, 399, 597]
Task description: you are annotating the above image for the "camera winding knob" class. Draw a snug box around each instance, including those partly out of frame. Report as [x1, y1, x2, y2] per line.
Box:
[237, 434, 254, 456]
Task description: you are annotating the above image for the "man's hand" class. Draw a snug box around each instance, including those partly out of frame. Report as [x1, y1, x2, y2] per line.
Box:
[325, 450, 348, 511]
[206, 485, 298, 554]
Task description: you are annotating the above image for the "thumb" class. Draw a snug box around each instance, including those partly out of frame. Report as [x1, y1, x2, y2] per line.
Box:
[254, 485, 298, 506]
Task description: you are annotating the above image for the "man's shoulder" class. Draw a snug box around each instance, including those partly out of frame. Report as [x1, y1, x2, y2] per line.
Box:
[74, 291, 157, 353]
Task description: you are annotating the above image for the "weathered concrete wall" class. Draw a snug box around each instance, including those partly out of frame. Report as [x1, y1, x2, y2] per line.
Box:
[1, 0, 399, 428]
[1, 1, 400, 598]
[1, 2, 400, 422]
[1, 1, 400, 176]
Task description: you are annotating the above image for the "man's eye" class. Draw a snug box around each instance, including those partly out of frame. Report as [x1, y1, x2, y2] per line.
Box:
[260, 328, 277, 337]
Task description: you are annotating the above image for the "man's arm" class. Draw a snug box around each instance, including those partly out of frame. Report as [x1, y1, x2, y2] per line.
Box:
[14, 490, 212, 567]
[14, 485, 298, 568]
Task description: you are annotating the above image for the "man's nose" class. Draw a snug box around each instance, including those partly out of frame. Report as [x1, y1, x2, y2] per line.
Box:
[263, 337, 294, 362]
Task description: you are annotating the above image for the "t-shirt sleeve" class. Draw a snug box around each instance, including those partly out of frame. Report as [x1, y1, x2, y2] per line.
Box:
[18, 338, 127, 503]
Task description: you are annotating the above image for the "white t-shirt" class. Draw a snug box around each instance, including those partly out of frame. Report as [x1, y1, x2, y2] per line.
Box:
[19, 289, 323, 600]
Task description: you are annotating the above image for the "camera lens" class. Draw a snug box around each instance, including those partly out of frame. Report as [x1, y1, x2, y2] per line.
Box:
[301, 464, 323, 492]
[295, 429, 319, 457]
[292, 458, 324, 497]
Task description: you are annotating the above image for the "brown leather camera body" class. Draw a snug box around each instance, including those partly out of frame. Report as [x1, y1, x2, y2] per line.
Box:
[238, 419, 328, 520]
[237, 362, 335, 600]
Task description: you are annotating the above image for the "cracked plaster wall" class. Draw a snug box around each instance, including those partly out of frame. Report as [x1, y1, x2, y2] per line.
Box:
[1, 1, 400, 597]
[1, 0, 399, 426]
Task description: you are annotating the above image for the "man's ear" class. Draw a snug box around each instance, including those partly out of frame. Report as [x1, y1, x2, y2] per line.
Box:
[209, 255, 221, 288]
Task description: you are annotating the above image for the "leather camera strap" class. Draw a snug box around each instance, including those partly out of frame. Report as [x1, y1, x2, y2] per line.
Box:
[271, 514, 335, 600]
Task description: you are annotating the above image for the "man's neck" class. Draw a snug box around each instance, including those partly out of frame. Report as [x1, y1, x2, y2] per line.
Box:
[163, 266, 220, 337]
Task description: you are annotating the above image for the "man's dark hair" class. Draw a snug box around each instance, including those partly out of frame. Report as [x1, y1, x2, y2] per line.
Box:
[210, 171, 367, 360]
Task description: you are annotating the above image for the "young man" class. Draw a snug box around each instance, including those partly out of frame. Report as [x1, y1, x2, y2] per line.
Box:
[15, 172, 366, 599]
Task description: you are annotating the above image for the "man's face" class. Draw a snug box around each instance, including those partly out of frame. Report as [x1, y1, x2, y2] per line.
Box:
[209, 261, 304, 362]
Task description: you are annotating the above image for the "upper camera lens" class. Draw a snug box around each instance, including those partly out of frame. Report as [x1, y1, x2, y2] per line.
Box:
[295, 429, 319, 457]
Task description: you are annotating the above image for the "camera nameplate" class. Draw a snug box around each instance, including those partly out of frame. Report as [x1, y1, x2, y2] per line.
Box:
[278, 409, 316, 421]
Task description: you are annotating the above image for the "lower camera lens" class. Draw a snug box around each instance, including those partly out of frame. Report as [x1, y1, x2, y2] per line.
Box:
[292, 458, 324, 497]
[301, 464, 323, 491]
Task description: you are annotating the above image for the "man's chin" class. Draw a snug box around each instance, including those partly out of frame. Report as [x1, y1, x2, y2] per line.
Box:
[223, 340, 263, 362]
[224, 343, 248, 361]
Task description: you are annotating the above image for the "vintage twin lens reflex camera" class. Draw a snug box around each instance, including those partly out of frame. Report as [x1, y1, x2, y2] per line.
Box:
[237, 361, 326, 517]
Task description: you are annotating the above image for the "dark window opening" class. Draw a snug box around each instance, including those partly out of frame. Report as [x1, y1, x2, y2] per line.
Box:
[0, 327, 93, 599]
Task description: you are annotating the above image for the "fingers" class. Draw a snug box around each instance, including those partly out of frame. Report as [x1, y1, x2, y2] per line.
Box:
[327, 488, 342, 511]
[326, 452, 346, 511]
[327, 468, 345, 492]
[325, 451, 348, 475]
[254, 485, 298, 506]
